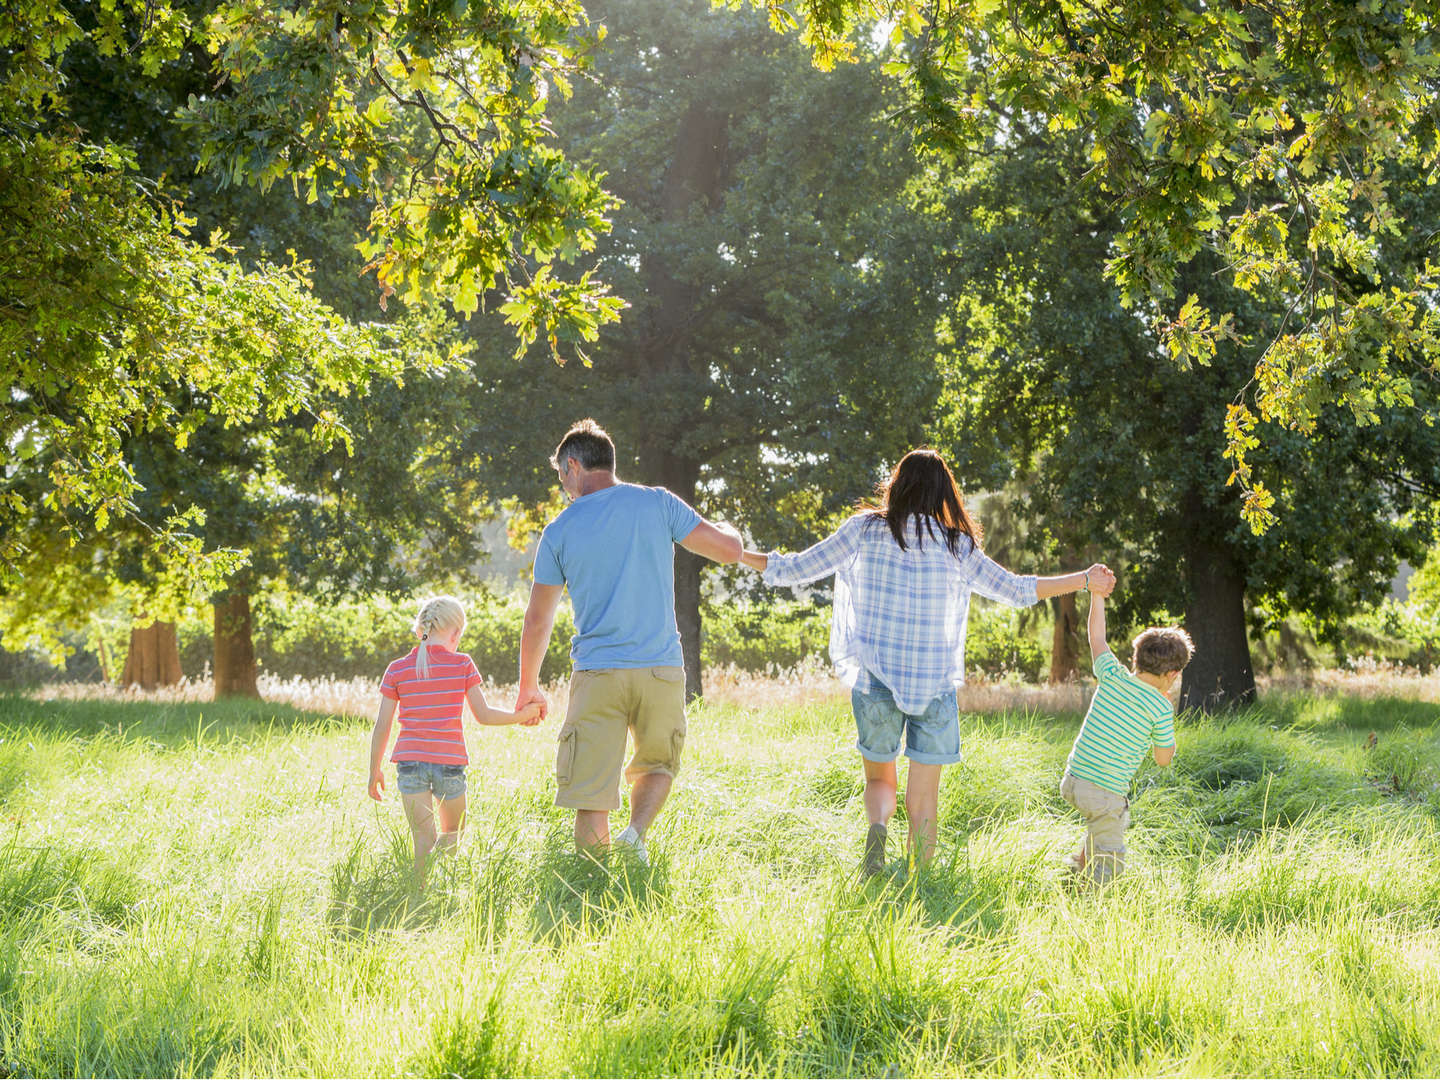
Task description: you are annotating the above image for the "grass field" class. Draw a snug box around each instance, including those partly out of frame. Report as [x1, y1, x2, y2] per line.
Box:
[3, 676, 1440, 1077]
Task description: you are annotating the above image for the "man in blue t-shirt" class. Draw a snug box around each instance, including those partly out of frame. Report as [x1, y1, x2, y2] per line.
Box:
[517, 419, 742, 862]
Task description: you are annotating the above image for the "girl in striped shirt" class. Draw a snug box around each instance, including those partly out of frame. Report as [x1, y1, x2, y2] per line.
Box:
[367, 596, 542, 882]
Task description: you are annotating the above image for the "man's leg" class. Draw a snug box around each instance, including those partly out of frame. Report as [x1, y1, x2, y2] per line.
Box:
[575, 809, 611, 850]
[903, 761, 943, 866]
[555, 669, 628, 855]
[621, 667, 687, 849]
[627, 771, 673, 838]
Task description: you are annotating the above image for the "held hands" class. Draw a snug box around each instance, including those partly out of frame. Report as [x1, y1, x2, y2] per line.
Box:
[515, 685, 548, 725]
[739, 549, 768, 572]
[1086, 563, 1116, 598]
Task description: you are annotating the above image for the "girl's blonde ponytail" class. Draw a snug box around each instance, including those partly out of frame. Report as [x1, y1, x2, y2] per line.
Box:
[413, 595, 466, 680]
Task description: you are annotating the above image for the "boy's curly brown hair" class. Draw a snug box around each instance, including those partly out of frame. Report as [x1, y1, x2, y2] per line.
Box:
[1132, 627, 1195, 675]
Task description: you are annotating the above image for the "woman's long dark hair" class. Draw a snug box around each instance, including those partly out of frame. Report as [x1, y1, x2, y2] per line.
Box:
[864, 449, 983, 557]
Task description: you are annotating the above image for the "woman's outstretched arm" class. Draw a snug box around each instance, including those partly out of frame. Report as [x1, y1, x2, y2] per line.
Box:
[749, 515, 864, 587]
[1036, 564, 1114, 599]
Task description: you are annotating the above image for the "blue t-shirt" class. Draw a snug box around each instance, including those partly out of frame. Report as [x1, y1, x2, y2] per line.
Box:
[533, 483, 703, 670]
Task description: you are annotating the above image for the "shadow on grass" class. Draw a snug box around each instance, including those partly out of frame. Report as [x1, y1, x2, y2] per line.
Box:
[1148, 710, 1437, 848]
[526, 832, 672, 945]
[0, 694, 351, 750]
[1260, 692, 1440, 735]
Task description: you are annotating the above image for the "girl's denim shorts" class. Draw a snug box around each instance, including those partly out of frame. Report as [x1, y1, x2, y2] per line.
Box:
[395, 760, 467, 800]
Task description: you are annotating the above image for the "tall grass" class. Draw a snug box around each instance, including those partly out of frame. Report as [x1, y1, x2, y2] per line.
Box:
[1, 682, 1438, 1076]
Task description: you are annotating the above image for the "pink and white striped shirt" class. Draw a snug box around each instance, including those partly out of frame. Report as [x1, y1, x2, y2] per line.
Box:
[379, 647, 483, 765]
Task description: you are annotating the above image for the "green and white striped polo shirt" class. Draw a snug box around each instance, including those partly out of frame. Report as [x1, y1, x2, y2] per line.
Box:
[1066, 650, 1176, 795]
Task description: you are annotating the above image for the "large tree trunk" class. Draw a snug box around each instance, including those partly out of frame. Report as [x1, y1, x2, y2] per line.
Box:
[641, 447, 705, 700]
[120, 620, 183, 689]
[1049, 594, 1081, 684]
[674, 548, 704, 701]
[213, 589, 260, 699]
[1180, 536, 1256, 712]
[630, 100, 730, 702]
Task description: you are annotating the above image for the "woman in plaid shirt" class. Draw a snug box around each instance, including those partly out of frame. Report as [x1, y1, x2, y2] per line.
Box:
[740, 450, 1112, 876]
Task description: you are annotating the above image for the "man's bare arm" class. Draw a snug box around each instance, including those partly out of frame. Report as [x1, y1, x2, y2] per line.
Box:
[680, 521, 743, 565]
[518, 582, 565, 713]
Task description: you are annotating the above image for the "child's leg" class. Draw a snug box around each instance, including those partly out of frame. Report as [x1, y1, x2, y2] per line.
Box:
[433, 793, 467, 857]
[1085, 800, 1128, 883]
[402, 790, 439, 881]
[1064, 777, 1127, 883]
[1058, 774, 1087, 869]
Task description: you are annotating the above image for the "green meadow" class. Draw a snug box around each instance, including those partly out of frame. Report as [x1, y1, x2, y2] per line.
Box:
[3, 685, 1440, 1077]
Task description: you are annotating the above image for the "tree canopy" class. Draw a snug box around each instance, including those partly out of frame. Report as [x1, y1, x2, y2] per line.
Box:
[930, 127, 1440, 708]
[457, 0, 952, 694]
[1, 0, 624, 657]
[765, 0, 1440, 532]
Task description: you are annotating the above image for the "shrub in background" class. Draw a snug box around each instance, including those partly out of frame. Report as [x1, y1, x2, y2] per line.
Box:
[700, 601, 829, 673]
[964, 605, 1047, 683]
[175, 589, 577, 684]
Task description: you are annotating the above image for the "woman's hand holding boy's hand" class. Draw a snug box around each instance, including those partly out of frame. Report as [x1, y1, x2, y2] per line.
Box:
[368, 769, 386, 801]
[1087, 563, 1116, 598]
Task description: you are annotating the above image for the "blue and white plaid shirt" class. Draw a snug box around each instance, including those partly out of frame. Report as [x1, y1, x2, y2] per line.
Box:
[763, 513, 1039, 714]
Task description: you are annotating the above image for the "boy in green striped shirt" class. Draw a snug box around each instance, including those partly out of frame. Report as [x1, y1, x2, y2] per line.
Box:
[1061, 591, 1194, 884]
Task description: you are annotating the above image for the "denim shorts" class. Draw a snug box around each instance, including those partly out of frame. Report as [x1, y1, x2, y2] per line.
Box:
[851, 679, 961, 765]
[394, 760, 467, 800]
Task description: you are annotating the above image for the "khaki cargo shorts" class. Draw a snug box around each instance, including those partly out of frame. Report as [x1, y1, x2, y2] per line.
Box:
[1060, 771, 1131, 883]
[555, 666, 687, 811]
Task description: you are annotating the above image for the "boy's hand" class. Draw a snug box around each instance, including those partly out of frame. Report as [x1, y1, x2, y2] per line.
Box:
[1087, 563, 1116, 597]
[368, 769, 385, 802]
[517, 700, 544, 727]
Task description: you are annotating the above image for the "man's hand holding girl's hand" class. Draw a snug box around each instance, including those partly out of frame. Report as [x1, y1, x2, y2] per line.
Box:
[515, 685, 547, 723]
[516, 700, 545, 726]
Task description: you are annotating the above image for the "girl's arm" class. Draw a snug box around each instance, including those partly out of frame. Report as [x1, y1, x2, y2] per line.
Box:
[761, 516, 863, 588]
[466, 683, 543, 727]
[368, 697, 398, 801]
[740, 549, 768, 572]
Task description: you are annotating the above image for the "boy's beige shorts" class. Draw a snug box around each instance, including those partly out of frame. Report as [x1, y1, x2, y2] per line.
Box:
[555, 666, 687, 811]
[1060, 771, 1131, 876]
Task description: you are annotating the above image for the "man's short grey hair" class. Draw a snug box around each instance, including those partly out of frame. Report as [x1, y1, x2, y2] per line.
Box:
[551, 418, 616, 472]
